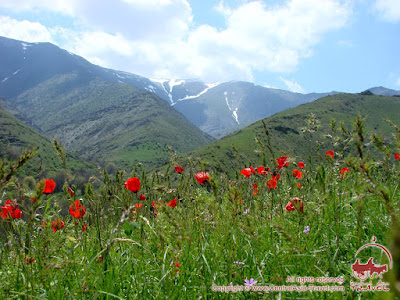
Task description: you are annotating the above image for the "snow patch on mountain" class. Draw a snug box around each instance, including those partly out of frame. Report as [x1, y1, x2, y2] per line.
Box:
[1, 69, 21, 84]
[145, 85, 156, 93]
[233, 108, 239, 124]
[224, 91, 240, 124]
[115, 73, 126, 80]
[21, 42, 31, 51]
[177, 82, 220, 102]
[150, 78, 168, 94]
[168, 79, 185, 93]
[150, 78, 178, 104]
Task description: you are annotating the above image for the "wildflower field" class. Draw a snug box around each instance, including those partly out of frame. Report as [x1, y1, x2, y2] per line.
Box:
[0, 115, 399, 299]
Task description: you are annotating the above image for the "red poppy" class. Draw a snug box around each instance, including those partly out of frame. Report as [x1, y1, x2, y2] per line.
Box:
[43, 179, 56, 194]
[26, 257, 35, 263]
[152, 201, 160, 217]
[285, 197, 303, 213]
[271, 174, 280, 181]
[277, 156, 289, 169]
[249, 166, 256, 175]
[0, 200, 22, 219]
[339, 168, 349, 178]
[257, 166, 269, 175]
[139, 194, 146, 201]
[165, 197, 177, 207]
[0, 206, 11, 219]
[12, 209, 22, 219]
[175, 261, 180, 274]
[69, 200, 86, 219]
[298, 162, 304, 169]
[124, 177, 140, 192]
[267, 177, 277, 189]
[292, 169, 302, 179]
[285, 202, 295, 211]
[297, 182, 301, 189]
[131, 203, 143, 215]
[241, 168, 252, 178]
[394, 153, 400, 161]
[82, 224, 89, 232]
[51, 219, 65, 232]
[325, 151, 334, 159]
[174, 166, 184, 173]
[194, 172, 210, 185]
[252, 183, 259, 196]
[67, 187, 74, 197]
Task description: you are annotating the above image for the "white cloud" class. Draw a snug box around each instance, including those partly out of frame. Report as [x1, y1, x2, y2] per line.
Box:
[0, 16, 53, 43]
[0, 0, 192, 41]
[0, 0, 75, 14]
[179, 0, 352, 81]
[0, 0, 352, 83]
[375, 0, 400, 22]
[280, 77, 305, 93]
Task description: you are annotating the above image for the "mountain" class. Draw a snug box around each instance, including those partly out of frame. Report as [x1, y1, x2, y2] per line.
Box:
[13, 76, 213, 169]
[176, 93, 400, 175]
[0, 101, 96, 180]
[172, 81, 336, 138]
[0, 36, 168, 101]
[369, 86, 400, 96]
[0, 36, 339, 140]
[0, 36, 209, 106]
[0, 36, 213, 170]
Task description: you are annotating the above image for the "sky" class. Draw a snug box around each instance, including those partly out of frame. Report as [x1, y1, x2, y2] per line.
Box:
[0, 0, 399, 93]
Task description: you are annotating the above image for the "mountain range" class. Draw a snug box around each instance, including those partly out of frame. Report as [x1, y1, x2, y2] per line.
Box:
[1, 35, 399, 172]
[0, 36, 212, 170]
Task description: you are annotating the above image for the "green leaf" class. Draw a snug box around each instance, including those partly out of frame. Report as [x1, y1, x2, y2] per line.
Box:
[123, 222, 139, 236]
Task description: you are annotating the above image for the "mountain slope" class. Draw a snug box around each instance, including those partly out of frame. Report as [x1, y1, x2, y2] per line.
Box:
[177, 93, 400, 175]
[173, 81, 336, 138]
[369, 86, 400, 96]
[0, 36, 169, 102]
[12, 75, 213, 169]
[0, 102, 95, 178]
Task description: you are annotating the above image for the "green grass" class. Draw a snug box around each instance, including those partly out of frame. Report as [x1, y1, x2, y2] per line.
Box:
[0, 114, 399, 299]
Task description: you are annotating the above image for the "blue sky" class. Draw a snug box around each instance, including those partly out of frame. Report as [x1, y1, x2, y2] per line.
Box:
[0, 0, 399, 93]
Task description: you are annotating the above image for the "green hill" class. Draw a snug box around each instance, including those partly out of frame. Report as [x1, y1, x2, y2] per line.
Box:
[176, 93, 400, 175]
[0, 103, 97, 186]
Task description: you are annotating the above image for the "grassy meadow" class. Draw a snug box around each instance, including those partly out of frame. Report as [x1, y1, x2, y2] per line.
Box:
[0, 114, 399, 299]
